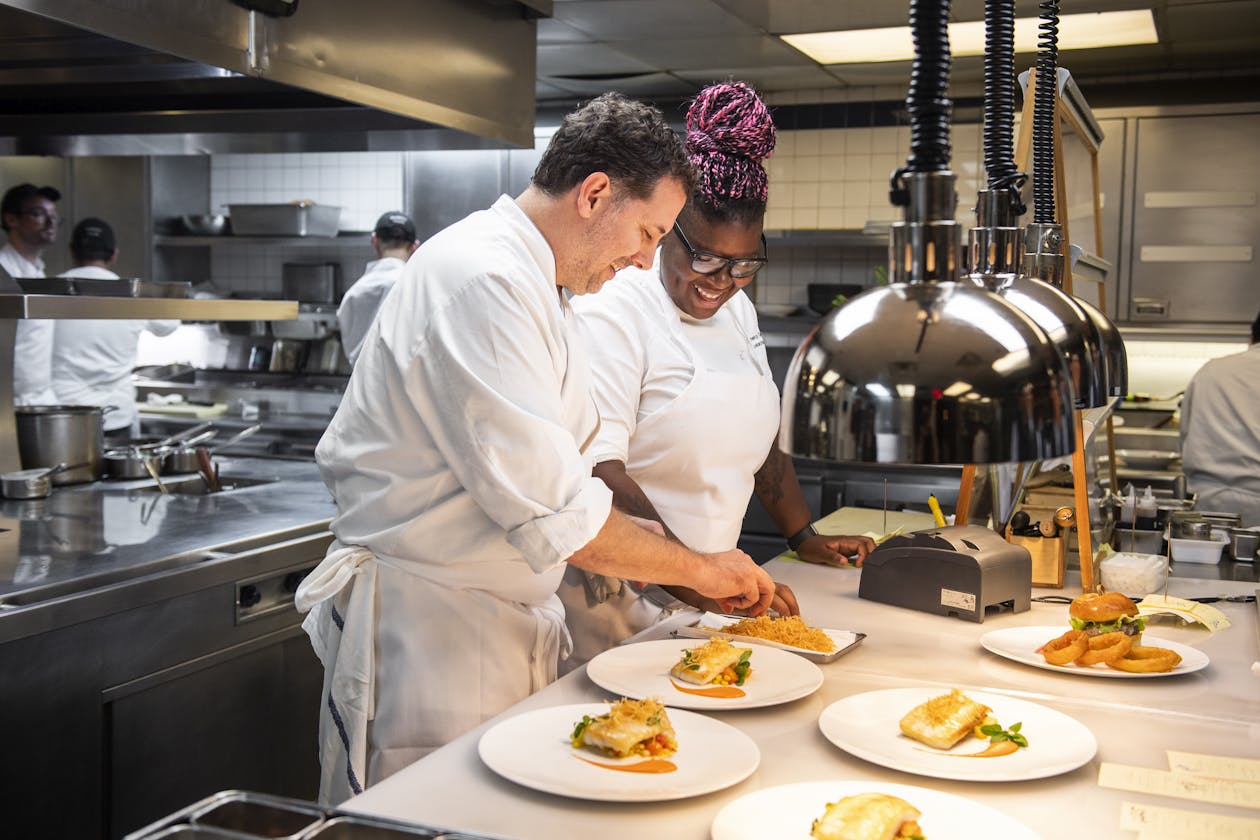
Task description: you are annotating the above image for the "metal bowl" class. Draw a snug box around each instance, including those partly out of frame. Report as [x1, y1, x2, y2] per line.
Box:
[179, 214, 228, 236]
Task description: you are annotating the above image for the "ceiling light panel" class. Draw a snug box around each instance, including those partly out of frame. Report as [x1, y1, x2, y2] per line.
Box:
[783, 10, 1158, 64]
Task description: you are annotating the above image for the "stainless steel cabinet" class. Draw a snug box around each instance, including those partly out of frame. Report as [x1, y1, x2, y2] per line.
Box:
[1125, 112, 1260, 324]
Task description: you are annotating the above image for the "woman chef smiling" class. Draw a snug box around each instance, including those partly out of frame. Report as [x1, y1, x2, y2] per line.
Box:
[296, 93, 774, 805]
[561, 83, 875, 669]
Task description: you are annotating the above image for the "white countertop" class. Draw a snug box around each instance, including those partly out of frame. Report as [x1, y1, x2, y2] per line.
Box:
[342, 509, 1260, 839]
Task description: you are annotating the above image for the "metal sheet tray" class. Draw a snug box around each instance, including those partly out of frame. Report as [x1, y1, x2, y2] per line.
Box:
[125, 790, 510, 840]
[672, 613, 866, 664]
[15, 277, 76, 295]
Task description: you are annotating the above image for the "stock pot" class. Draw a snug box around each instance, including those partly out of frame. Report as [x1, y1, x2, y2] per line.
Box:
[15, 405, 112, 484]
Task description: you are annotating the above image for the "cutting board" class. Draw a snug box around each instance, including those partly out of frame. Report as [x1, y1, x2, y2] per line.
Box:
[139, 402, 229, 418]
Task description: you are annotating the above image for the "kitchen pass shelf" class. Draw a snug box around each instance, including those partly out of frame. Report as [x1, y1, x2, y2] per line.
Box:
[154, 233, 370, 247]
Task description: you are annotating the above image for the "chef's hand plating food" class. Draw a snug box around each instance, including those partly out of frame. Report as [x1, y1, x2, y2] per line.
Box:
[810, 792, 925, 840]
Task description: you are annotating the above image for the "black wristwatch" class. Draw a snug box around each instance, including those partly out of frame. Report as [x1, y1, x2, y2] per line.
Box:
[786, 524, 818, 552]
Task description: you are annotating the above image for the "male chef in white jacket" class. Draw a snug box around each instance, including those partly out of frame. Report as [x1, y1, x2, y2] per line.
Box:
[337, 211, 420, 366]
[52, 218, 178, 436]
[297, 93, 775, 804]
[1, 182, 62, 405]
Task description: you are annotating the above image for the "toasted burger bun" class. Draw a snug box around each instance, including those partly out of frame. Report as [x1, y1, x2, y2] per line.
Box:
[1070, 592, 1139, 624]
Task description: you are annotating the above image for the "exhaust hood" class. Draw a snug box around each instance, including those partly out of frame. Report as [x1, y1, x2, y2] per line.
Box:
[0, 0, 548, 154]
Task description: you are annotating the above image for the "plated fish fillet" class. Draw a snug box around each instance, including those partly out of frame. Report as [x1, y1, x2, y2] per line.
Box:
[898, 689, 991, 750]
[810, 792, 924, 840]
[571, 697, 676, 758]
[670, 638, 752, 685]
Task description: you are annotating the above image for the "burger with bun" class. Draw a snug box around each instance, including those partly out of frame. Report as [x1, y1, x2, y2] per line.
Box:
[1069, 592, 1145, 641]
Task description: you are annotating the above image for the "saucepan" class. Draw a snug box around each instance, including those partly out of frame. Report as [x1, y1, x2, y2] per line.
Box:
[0, 463, 77, 500]
[161, 429, 223, 473]
[104, 447, 166, 480]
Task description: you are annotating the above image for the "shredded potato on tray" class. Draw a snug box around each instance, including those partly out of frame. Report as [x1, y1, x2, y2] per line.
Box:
[718, 615, 836, 653]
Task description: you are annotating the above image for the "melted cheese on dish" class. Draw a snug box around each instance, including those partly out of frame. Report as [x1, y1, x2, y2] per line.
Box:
[575, 697, 675, 758]
[898, 689, 991, 751]
[810, 792, 924, 840]
[670, 638, 750, 685]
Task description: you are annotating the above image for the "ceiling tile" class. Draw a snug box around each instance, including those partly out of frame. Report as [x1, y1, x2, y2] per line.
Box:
[611, 34, 814, 71]
[538, 72, 701, 101]
[675, 64, 843, 93]
[538, 43, 657, 77]
[554, 0, 759, 40]
[536, 18, 594, 45]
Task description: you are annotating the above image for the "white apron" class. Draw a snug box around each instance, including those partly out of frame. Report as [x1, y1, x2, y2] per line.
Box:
[560, 317, 780, 670]
[297, 543, 569, 804]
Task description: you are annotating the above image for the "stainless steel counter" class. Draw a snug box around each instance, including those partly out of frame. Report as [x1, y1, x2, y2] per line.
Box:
[0, 456, 335, 641]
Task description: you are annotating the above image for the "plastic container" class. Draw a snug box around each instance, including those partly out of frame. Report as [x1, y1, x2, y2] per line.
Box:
[1169, 530, 1229, 565]
[1100, 551, 1169, 595]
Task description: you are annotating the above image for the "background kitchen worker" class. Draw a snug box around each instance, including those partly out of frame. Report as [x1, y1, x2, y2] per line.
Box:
[337, 211, 420, 366]
[51, 218, 178, 438]
[1, 182, 61, 405]
[1179, 308, 1260, 525]
[295, 92, 774, 804]
[561, 82, 875, 671]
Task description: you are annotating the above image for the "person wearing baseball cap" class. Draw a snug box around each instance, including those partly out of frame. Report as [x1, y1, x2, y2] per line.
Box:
[2, 182, 63, 405]
[51, 217, 178, 435]
[336, 210, 420, 366]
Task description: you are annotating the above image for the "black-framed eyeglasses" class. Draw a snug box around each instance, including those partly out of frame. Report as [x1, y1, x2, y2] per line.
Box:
[672, 222, 767, 280]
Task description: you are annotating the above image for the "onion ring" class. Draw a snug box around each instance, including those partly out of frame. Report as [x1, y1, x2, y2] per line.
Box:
[1040, 630, 1088, 665]
[1075, 631, 1133, 666]
[1107, 645, 1182, 673]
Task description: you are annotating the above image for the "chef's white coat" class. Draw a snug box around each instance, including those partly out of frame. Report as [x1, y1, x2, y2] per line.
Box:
[1, 242, 58, 406]
[559, 261, 780, 671]
[297, 195, 613, 803]
[50, 266, 178, 431]
[337, 256, 407, 366]
[1179, 343, 1260, 526]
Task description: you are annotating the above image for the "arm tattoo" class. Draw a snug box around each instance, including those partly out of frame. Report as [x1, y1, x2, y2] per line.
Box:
[754, 446, 787, 507]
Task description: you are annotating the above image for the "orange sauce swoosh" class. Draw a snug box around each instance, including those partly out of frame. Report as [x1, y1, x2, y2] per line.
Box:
[575, 756, 677, 773]
[669, 678, 746, 699]
[953, 740, 1021, 758]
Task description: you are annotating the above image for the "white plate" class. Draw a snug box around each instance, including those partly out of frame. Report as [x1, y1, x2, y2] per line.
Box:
[817, 688, 1097, 782]
[980, 625, 1209, 678]
[710, 780, 1039, 840]
[477, 703, 759, 802]
[587, 639, 823, 710]
[674, 612, 865, 663]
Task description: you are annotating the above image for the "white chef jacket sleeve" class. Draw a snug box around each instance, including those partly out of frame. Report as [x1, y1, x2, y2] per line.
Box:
[575, 298, 648, 466]
[13, 320, 58, 405]
[144, 319, 180, 338]
[405, 273, 612, 573]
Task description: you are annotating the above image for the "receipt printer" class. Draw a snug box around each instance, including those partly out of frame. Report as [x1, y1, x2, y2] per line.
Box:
[858, 525, 1031, 622]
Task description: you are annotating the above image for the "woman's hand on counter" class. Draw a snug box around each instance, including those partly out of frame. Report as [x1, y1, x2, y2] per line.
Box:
[797, 533, 876, 568]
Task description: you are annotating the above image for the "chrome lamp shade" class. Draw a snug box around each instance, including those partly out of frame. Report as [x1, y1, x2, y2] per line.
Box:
[972, 274, 1109, 409]
[780, 281, 1075, 465]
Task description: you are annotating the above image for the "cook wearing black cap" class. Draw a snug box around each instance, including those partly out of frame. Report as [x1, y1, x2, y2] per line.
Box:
[52, 218, 178, 435]
[337, 211, 420, 366]
[2, 182, 63, 405]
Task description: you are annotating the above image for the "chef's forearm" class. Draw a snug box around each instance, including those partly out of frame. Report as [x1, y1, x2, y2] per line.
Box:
[752, 444, 812, 537]
[593, 460, 680, 542]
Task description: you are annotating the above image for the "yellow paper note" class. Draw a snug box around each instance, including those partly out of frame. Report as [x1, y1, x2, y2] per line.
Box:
[1136, 594, 1231, 632]
[1100, 763, 1260, 810]
[1121, 801, 1260, 839]
[1168, 751, 1260, 782]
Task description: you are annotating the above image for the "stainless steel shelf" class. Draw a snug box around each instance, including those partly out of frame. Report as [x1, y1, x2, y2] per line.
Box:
[154, 234, 368, 247]
[0, 294, 298, 320]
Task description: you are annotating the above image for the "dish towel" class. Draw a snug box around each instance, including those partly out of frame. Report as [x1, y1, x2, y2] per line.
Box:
[295, 543, 378, 804]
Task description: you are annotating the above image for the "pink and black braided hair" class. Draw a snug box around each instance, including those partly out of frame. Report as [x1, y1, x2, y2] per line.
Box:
[683, 81, 776, 225]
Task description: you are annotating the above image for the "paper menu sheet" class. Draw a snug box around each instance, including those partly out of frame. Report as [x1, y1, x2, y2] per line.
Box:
[1120, 801, 1260, 839]
[1137, 595, 1232, 632]
[1099, 763, 1260, 810]
[1167, 751, 1260, 782]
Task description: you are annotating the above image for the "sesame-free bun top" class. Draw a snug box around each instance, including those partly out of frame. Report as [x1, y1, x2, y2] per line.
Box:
[1070, 592, 1139, 623]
